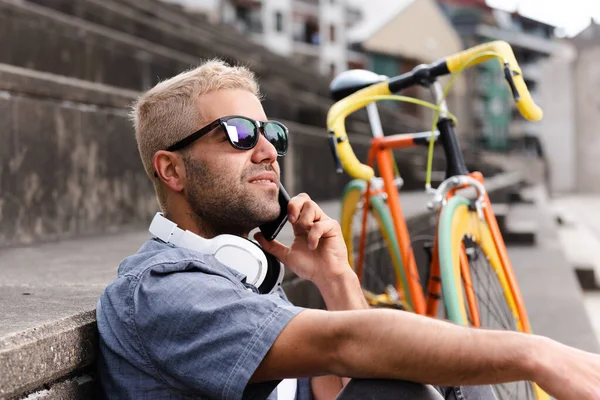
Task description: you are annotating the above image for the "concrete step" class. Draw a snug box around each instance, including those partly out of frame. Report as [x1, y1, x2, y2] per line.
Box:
[551, 196, 600, 291]
[507, 185, 599, 352]
[492, 202, 538, 246]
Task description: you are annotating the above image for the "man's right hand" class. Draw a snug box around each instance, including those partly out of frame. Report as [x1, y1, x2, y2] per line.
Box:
[255, 193, 355, 288]
[533, 336, 600, 400]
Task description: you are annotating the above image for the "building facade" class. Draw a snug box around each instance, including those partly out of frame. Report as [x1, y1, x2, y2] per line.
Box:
[162, 0, 353, 76]
[438, 0, 558, 154]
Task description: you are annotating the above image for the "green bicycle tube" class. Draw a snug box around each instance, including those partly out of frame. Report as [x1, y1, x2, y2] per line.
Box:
[438, 196, 471, 325]
[341, 180, 413, 310]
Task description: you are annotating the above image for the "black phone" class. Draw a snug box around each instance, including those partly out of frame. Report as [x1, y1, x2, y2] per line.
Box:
[259, 182, 290, 241]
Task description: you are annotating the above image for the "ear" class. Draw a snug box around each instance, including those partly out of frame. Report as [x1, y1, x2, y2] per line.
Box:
[153, 150, 186, 192]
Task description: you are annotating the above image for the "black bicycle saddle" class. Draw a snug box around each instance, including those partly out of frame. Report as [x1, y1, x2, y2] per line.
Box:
[329, 69, 387, 102]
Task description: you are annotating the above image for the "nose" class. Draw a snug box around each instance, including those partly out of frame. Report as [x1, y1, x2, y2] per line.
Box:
[251, 130, 278, 164]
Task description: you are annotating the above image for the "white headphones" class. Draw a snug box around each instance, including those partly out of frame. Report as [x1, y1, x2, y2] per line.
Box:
[149, 212, 284, 294]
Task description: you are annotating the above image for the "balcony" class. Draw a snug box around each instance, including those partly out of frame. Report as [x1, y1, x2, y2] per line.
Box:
[475, 24, 559, 56]
[346, 49, 367, 66]
[292, 40, 320, 57]
[520, 63, 541, 83]
[236, 19, 263, 34]
[509, 119, 541, 138]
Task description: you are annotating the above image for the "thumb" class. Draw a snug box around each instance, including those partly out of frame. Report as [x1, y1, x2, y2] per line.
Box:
[254, 232, 289, 263]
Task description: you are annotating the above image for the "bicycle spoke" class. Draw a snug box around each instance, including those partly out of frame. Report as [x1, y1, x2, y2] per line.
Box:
[467, 246, 516, 329]
[352, 207, 396, 295]
[473, 271, 513, 328]
[462, 239, 535, 399]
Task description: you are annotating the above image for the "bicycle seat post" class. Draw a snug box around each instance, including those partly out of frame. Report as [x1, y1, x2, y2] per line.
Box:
[365, 102, 384, 138]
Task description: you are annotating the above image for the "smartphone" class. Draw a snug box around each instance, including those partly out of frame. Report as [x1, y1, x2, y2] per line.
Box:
[259, 182, 290, 241]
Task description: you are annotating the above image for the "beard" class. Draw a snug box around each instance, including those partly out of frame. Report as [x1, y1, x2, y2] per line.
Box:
[182, 154, 280, 237]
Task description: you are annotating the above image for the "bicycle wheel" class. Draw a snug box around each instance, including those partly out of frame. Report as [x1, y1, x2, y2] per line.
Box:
[340, 180, 413, 311]
[438, 195, 548, 400]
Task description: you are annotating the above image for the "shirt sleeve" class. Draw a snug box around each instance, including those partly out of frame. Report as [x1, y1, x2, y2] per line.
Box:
[132, 262, 305, 400]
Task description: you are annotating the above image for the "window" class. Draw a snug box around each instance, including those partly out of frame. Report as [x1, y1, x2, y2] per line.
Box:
[275, 11, 284, 33]
[329, 24, 336, 42]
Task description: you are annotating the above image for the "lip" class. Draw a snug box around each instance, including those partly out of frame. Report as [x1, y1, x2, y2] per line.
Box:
[248, 172, 278, 186]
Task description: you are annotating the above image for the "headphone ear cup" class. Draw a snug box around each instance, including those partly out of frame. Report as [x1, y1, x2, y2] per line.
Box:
[244, 240, 284, 294]
[257, 251, 284, 294]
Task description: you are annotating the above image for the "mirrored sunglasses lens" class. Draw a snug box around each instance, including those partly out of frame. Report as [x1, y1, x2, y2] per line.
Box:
[264, 123, 288, 155]
[224, 118, 256, 149]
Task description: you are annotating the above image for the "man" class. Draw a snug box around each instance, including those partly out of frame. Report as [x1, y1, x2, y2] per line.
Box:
[96, 59, 600, 400]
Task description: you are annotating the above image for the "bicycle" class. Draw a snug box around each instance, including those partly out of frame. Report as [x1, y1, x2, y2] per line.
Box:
[326, 40, 548, 400]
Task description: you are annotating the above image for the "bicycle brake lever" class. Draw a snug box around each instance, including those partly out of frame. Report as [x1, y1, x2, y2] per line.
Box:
[503, 62, 521, 103]
[327, 132, 343, 174]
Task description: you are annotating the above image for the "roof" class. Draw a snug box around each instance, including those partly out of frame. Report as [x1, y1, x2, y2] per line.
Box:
[571, 21, 600, 49]
[349, 0, 463, 62]
[346, 0, 414, 44]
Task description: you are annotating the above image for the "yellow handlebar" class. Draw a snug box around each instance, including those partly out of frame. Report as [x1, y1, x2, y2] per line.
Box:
[446, 40, 543, 122]
[327, 81, 392, 181]
[326, 40, 543, 181]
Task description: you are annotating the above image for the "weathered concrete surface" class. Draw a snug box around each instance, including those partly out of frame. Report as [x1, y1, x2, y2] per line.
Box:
[0, 311, 97, 399]
[18, 374, 96, 400]
[574, 46, 600, 193]
[0, 64, 137, 108]
[0, 64, 156, 248]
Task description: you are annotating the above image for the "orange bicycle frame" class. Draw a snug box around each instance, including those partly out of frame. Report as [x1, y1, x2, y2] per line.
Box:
[354, 136, 532, 331]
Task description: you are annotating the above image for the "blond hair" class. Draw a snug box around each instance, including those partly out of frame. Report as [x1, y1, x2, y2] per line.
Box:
[131, 59, 261, 211]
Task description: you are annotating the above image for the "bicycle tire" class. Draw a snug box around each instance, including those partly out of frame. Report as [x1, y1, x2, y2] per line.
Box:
[438, 195, 548, 400]
[340, 180, 413, 311]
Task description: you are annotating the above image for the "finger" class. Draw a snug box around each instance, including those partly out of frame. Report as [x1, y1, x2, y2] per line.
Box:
[254, 232, 289, 262]
[287, 193, 311, 223]
[295, 201, 323, 230]
[290, 199, 330, 230]
[307, 220, 340, 250]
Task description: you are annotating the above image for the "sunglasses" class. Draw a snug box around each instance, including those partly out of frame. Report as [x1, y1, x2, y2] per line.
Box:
[166, 115, 289, 156]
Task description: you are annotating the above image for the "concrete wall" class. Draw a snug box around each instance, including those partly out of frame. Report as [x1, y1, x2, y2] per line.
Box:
[538, 43, 577, 195]
[0, 64, 155, 247]
[575, 46, 600, 193]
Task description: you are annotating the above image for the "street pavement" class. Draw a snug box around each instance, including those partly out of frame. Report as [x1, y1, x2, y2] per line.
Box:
[550, 195, 600, 345]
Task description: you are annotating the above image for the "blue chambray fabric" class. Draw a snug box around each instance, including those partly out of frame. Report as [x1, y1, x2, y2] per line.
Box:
[96, 238, 311, 400]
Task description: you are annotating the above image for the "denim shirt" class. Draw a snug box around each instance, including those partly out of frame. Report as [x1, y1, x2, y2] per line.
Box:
[96, 239, 312, 400]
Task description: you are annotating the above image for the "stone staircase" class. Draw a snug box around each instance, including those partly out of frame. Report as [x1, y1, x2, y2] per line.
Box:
[0, 0, 431, 248]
